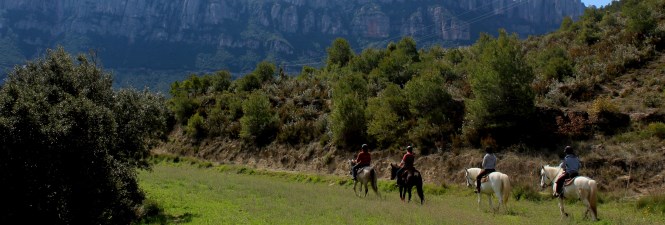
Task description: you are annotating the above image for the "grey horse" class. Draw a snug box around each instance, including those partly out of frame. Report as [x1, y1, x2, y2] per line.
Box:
[349, 159, 380, 198]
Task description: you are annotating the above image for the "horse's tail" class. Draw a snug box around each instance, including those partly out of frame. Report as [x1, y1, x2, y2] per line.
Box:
[415, 172, 425, 205]
[501, 173, 511, 206]
[589, 179, 598, 220]
[370, 168, 380, 196]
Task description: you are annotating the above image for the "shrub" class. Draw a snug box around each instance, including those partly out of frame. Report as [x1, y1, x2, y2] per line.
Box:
[0, 47, 168, 224]
[239, 91, 279, 145]
[646, 122, 665, 139]
[464, 30, 535, 146]
[588, 96, 619, 119]
[636, 194, 665, 214]
[326, 38, 354, 69]
[186, 113, 206, 138]
[512, 184, 543, 201]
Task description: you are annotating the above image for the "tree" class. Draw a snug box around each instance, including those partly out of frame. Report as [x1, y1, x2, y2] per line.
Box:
[404, 72, 456, 150]
[239, 91, 279, 145]
[326, 38, 354, 69]
[329, 72, 368, 148]
[0, 47, 168, 224]
[253, 61, 276, 83]
[464, 30, 535, 146]
[366, 84, 409, 147]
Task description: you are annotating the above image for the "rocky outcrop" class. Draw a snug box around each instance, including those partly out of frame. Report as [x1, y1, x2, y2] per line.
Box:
[0, 0, 586, 75]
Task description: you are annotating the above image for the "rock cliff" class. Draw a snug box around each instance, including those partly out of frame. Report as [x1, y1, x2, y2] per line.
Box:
[0, 0, 586, 83]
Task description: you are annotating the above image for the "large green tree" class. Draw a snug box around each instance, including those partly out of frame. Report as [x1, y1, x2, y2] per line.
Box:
[465, 30, 535, 145]
[0, 48, 168, 224]
[326, 38, 354, 69]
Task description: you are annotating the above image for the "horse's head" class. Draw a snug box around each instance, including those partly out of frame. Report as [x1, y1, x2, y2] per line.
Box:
[389, 163, 399, 180]
[464, 168, 471, 187]
[540, 165, 561, 189]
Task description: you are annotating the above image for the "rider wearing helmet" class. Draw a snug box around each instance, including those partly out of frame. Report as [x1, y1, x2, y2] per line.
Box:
[475, 146, 497, 193]
[396, 146, 415, 183]
[352, 144, 372, 181]
[554, 146, 581, 198]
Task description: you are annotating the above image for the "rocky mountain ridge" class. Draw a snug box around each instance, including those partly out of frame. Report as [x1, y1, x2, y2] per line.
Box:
[0, 0, 586, 87]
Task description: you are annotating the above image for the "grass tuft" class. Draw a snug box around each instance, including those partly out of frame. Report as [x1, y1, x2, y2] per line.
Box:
[636, 194, 665, 214]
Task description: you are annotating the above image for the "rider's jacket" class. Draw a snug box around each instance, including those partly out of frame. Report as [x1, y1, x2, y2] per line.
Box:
[560, 154, 580, 174]
[402, 152, 414, 169]
[355, 151, 371, 165]
[482, 153, 497, 170]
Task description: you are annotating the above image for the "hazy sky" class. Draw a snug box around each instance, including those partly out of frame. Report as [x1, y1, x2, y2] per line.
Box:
[581, 0, 615, 7]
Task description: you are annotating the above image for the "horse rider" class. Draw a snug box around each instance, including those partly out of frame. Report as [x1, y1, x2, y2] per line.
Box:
[352, 144, 372, 181]
[554, 146, 581, 198]
[475, 146, 497, 193]
[396, 145, 415, 184]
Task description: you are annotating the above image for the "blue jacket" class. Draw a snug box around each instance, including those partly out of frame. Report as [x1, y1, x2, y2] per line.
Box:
[559, 154, 581, 174]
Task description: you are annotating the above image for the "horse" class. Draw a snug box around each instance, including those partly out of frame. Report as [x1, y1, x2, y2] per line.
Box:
[348, 160, 380, 198]
[540, 165, 598, 221]
[464, 168, 512, 211]
[389, 163, 424, 204]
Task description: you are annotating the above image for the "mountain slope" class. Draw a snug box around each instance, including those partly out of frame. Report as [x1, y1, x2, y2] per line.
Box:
[0, 0, 586, 89]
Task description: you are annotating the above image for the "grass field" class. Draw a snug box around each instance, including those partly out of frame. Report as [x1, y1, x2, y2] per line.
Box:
[137, 161, 664, 225]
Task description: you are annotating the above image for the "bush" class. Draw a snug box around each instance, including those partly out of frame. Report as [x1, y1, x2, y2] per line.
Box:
[239, 91, 279, 145]
[588, 96, 619, 120]
[186, 113, 206, 138]
[464, 30, 535, 146]
[0, 47, 168, 224]
[326, 38, 354, 69]
[636, 194, 665, 214]
[512, 184, 543, 201]
[646, 122, 665, 139]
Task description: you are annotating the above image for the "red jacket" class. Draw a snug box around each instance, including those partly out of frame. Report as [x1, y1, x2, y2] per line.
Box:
[355, 151, 371, 165]
[401, 152, 415, 168]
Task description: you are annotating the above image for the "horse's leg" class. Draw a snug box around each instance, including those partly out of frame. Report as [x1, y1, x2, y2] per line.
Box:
[364, 182, 369, 197]
[488, 194, 494, 211]
[494, 183, 502, 211]
[406, 187, 412, 202]
[580, 189, 591, 220]
[417, 184, 424, 205]
[353, 180, 359, 197]
[558, 197, 568, 219]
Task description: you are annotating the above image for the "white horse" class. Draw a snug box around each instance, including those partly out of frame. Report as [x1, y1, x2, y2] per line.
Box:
[540, 165, 598, 221]
[464, 168, 511, 211]
[349, 160, 380, 198]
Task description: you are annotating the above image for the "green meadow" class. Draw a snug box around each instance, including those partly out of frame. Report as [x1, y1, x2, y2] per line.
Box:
[137, 161, 664, 225]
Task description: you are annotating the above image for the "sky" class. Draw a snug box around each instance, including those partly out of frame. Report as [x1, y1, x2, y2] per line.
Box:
[581, 0, 615, 7]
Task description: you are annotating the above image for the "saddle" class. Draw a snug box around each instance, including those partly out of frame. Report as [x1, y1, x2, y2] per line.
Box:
[479, 175, 489, 183]
[563, 177, 577, 186]
[399, 167, 417, 183]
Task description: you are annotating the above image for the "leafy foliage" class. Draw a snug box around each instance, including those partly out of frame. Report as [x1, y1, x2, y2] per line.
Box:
[326, 38, 354, 69]
[464, 30, 535, 145]
[239, 91, 279, 145]
[0, 47, 168, 224]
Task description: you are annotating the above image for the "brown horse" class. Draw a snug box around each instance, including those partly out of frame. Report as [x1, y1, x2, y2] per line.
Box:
[390, 163, 424, 204]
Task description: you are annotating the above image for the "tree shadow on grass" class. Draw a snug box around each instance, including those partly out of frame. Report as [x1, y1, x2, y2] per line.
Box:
[137, 212, 197, 225]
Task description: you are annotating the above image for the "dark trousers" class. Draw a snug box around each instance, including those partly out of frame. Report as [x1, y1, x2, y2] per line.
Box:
[476, 169, 495, 191]
[555, 172, 578, 196]
[352, 163, 369, 179]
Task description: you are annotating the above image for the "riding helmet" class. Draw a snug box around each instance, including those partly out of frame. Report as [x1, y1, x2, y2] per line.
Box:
[406, 145, 413, 152]
[564, 146, 573, 154]
[361, 144, 368, 150]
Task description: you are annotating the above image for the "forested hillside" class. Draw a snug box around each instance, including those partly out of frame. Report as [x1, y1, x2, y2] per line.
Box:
[160, 0, 665, 195]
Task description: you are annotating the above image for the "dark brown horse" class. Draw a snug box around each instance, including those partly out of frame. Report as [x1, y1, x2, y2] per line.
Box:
[390, 163, 424, 204]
